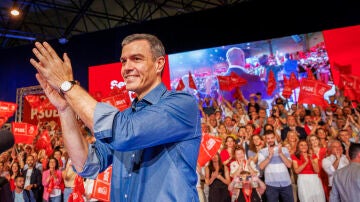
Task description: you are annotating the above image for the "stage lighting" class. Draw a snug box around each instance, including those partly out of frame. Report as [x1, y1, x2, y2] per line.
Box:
[10, 8, 20, 16]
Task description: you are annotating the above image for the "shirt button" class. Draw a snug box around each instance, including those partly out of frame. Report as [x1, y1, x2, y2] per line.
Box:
[132, 154, 135, 157]
[125, 194, 128, 198]
[129, 173, 132, 177]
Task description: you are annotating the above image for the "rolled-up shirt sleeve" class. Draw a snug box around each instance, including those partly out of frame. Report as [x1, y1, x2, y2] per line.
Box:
[73, 103, 117, 178]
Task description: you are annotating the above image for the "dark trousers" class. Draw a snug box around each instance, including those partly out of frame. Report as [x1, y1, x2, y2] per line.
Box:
[265, 184, 294, 202]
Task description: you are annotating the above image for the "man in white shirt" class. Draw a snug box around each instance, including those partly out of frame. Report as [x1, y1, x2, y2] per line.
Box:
[322, 139, 349, 188]
[258, 130, 293, 202]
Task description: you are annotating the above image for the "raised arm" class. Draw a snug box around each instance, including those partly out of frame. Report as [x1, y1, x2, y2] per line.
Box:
[30, 42, 92, 171]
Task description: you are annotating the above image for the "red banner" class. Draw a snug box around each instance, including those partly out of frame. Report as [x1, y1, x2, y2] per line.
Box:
[22, 94, 60, 126]
[298, 79, 331, 107]
[24, 95, 42, 108]
[11, 122, 38, 144]
[92, 166, 112, 202]
[0, 101, 17, 118]
[197, 134, 222, 167]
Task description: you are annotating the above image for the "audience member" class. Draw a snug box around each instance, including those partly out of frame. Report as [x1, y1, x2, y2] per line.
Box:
[205, 153, 231, 202]
[22, 155, 43, 202]
[12, 175, 36, 202]
[258, 130, 293, 202]
[322, 139, 349, 190]
[291, 140, 325, 202]
[330, 142, 360, 202]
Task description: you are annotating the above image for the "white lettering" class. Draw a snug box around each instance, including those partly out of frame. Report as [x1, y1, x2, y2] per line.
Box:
[103, 170, 110, 182]
[110, 80, 126, 90]
[302, 86, 314, 92]
[206, 139, 216, 150]
[115, 99, 126, 106]
[14, 128, 25, 133]
[30, 108, 59, 120]
[98, 187, 108, 195]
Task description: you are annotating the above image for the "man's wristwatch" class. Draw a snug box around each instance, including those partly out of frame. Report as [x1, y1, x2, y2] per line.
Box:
[59, 80, 78, 95]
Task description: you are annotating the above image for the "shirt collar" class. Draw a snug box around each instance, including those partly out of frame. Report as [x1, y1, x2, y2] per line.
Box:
[132, 83, 167, 106]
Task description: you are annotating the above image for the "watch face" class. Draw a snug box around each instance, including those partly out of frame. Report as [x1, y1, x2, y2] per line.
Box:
[61, 81, 72, 92]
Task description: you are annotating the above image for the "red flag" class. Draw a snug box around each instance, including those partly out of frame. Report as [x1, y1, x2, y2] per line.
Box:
[35, 130, 53, 156]
[298, 79, 331, 107]
[229, 72, 247, 88]
[217, 72, 247, 91]
[232, 87, 241, 99]
[289, 72, 299, 90]
[11, 122, 38, 144]
[267, 70, 276, 96]
[92, 166, 112, 202]
[282, 75, 292, 99]
[306, 68, 315, 80]
[68, 175, 85, 202]
[188, 72, 197, 90]
[176, 78, 185, 91]
[217, 75, 233, 91]
[0, 101, 17, 118]
[338, 74, 360, 101]
[197, 134, 222, 167]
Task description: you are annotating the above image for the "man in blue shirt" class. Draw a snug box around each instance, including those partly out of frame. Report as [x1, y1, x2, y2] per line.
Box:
[30, 34, 202, 201]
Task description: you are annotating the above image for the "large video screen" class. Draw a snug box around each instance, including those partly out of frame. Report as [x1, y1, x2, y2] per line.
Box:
[168, 31, 335, 106]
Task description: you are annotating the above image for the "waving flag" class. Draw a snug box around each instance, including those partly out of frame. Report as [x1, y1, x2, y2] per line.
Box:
[267, 70, 276, 96]
[176, 78, 185, 91]
[197, 134, 222, 167]
[298, 79, 331, 107]
[188, 72, 197, 90]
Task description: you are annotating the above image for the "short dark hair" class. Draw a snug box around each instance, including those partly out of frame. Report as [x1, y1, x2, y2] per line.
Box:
[14, 175, 24, 181]
[349, 142, 360, 160]
[264, 129, 275, 136]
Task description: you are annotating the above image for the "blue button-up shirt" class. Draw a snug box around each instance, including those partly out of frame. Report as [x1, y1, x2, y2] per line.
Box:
[76, 83, 201, 202]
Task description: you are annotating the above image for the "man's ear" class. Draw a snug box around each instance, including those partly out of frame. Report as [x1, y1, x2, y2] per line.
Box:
[155, 56, 165, 74]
